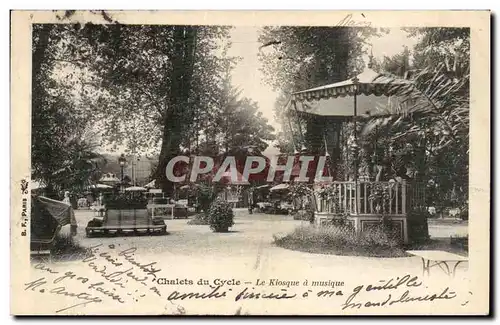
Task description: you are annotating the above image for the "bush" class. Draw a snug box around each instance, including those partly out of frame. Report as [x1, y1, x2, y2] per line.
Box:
[274, 224, 406, 257]
[207, 199, 234, 232]
[450, 235, 468, 251]
[51, 233, 87, 261]
[105, 193, 148, 209]
[407, 210, 430, 243]
[87, 218, 103, 228]
[196, 184, 221, 213]
[292, 209, 314, 222]
[459, 203, 469, 220]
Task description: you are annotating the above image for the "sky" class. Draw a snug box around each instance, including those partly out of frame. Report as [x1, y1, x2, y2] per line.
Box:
[227, 27, 420, 151]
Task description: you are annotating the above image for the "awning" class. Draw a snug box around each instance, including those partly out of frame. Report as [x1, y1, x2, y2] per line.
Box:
[124, 186, 147, 192]
[89, 183, 113, 189]
[99, 173, 121, 185]
[292, 68, 411, 102]
[270, 183, 289, 192]
[289, 68, 427, 118]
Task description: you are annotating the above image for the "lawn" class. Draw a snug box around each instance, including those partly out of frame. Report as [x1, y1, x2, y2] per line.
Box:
[274, 223, 468, 258]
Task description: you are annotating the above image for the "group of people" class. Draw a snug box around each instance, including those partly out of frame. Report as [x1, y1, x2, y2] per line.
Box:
[61, 190, 103, 209]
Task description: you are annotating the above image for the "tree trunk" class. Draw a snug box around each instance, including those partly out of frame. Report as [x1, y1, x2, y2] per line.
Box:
[31, 25, 53, 183]
[154, 26, 198, 195]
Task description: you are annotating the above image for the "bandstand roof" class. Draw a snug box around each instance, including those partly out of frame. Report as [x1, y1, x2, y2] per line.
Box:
[290, 68, 429, 118]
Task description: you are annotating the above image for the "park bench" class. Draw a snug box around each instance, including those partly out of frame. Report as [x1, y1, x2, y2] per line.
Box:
[86, 208, 166, 237]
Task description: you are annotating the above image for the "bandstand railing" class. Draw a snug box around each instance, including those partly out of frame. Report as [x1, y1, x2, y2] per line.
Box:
[314, 180, 412, 216]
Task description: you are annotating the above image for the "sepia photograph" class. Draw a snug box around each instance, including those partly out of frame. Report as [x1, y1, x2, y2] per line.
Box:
[10, 10, 490, 315]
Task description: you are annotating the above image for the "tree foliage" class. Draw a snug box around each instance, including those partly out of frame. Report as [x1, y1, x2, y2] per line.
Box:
[32, 18, 276, 195]
[361, 28, 470, 207]
[258, 26, 380, 152]
[31, 23, 106, 196]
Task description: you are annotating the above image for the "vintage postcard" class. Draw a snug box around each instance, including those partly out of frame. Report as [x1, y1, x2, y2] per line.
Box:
[10, 10, 490, 315]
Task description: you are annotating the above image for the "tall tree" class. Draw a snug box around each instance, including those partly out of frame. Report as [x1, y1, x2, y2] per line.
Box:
[371, 46, 411, 77]
[258, 26, 379, 152]
[31, 23, 106, 197]
[52, 24, 235, 194]
[361, 28, 470, 208]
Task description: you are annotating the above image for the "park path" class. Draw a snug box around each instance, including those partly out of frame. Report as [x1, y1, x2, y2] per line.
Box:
[57, 209, 468, 278]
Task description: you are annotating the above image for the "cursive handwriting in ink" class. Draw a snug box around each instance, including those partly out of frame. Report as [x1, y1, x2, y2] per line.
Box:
[342, 282, 457, 310]
[82, 244, 103, 263]
[167, 285, 227, 301]
[51, 286, 103, 313]
[336, 14, 372, 27]
[24, 277, 47, 291]
[85, 261, 140, 288]
[118, 248, 162, 278]
[84, 244, 124, 267]
[235, 287, 297, 301]
[341, 285, 364, 310]
[24, 278, 103, 313]
[87, 282, 126, 303]
[366, 275, 422, 292]
[99, 251, 124, 267]
[34, 263, 59, 274]
[53, 271, 89, 284]
[389, 287, 457, 305]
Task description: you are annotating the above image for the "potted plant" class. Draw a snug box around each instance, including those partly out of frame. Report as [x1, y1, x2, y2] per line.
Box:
[207, 198, 234, 233]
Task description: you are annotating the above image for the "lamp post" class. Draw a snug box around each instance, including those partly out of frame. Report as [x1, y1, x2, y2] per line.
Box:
[118, 154, 127, 191]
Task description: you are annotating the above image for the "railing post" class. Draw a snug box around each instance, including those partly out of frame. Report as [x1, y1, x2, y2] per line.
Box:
[312, 192, 319, 213]
[343, 183, 347, 214]
[338, 183, 342, 213]
[356, 182, 361, 215]
[402, 180, 407, 215]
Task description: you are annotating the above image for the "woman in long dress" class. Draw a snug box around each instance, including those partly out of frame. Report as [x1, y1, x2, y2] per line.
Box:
[62, 191, 71, 205]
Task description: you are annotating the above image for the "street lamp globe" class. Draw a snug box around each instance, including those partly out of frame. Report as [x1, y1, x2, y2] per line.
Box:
[119, 154, 127, 167]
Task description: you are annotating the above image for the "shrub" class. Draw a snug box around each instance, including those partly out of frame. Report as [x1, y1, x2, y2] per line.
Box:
[195, 183, 221, 213]
[274, 224, 406, 257]
[292, 209, 314, 222]
[51, 233, 87, 260]
[450, 235, 468, 251]
[207, 199, 234, 232]
[459, 202, 469, 220]
[105, 193, 148, 209]
[87, 218, 103, 228]
[407, 210, 430, 243]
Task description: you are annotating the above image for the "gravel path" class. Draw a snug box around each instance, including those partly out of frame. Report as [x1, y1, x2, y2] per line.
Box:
[57, 209, 468, 277]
